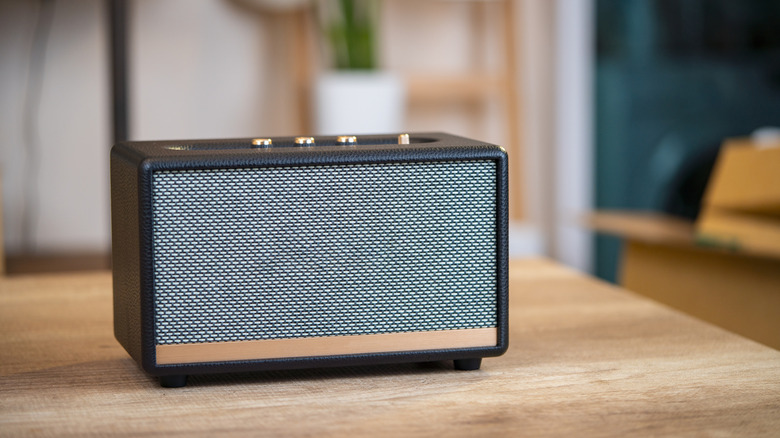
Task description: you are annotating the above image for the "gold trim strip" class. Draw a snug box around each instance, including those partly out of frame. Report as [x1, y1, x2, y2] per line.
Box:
[156, 328, 497, 365]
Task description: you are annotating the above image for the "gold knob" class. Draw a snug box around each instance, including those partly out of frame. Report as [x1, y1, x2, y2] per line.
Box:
[251, 138, 272, 147]
[294, 137, 315, 146]
[336, 135, 357, 145]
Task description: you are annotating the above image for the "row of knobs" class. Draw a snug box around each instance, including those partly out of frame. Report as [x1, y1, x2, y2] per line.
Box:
[251, 134, 410, 148]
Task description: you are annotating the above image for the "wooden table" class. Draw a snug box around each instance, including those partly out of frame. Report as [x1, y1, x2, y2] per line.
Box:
[2, 259, 779, 436]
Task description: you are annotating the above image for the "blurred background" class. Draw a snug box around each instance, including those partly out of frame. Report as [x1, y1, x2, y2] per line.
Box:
[1, 0, 779, 281]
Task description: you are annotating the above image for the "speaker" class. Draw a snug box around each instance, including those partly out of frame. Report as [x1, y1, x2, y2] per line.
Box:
[111, 132, 508, 387]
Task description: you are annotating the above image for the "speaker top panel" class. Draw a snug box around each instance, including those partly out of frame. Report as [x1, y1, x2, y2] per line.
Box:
[111, 132, 507, 172]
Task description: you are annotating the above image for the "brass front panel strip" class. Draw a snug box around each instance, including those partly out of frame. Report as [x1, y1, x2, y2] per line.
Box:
[156, 327, 497, 365]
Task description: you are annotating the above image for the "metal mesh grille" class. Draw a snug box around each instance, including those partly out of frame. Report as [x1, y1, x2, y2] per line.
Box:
[151, 161, 497, 345]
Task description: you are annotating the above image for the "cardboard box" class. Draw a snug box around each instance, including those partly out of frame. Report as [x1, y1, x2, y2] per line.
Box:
[702, 138, 780, 214]
[696, 138, 780, 258]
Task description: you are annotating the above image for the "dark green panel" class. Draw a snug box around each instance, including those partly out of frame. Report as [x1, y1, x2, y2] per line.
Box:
[594, 0, 780, 282]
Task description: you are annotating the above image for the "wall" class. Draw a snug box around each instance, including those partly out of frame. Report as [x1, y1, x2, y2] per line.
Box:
[554, 0, 594, 272]
[1, 0, 109, 253]
[0, 0, 594, 270]
[1, 0, 278, 255]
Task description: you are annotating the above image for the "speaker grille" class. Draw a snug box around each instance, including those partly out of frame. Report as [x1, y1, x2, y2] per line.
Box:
[151, 160, 497, 345]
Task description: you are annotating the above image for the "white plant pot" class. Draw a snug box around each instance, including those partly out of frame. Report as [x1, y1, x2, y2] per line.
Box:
[313, 71, 405, 136]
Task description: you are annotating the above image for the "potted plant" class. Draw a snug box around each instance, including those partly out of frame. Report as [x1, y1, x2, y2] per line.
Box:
[313, 0, 405, 135]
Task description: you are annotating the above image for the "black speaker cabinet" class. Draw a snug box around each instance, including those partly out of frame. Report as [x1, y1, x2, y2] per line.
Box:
[111, 132, 508, 387]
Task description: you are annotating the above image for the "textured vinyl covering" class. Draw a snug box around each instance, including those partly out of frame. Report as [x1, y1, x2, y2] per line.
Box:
[151, 161, 497, 345]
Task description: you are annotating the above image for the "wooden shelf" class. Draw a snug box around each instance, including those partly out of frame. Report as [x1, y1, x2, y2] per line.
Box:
[403, 0, 523, 220]
[406, 74, 506, 104]
[585, 210, 696, 247]
[290, 0, 524, 220]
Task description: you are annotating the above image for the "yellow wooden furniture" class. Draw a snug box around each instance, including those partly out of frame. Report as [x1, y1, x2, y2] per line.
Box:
[589, 211, 780, 351]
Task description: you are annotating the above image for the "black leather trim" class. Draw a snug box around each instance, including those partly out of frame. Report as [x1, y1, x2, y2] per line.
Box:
[110, 150, 143, 363]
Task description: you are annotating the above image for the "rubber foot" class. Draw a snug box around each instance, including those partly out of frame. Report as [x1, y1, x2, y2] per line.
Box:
[160, 375, 188, 388]
[454, 358, 482, 371]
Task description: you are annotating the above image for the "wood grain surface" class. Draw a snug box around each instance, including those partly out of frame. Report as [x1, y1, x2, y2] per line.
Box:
[2, 259, 779, 437]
